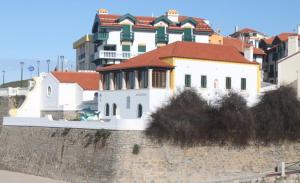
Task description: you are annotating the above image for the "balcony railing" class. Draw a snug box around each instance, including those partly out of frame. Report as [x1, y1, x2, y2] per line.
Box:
[93, 32, 109, 43]
[94, 50, 142, 60]
[120, 32, 134, 42]
[155, 34, 169, 44]
[182, 35, 196, 42]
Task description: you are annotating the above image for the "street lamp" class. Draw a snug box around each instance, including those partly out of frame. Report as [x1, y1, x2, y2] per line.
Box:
[37, 60, 40, 76]
[20, 62, 24, 87]
[2, 70, 5, 85]
[46, 59, 51, 73]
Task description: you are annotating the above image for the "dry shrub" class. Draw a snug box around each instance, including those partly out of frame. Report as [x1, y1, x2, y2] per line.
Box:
[145, 89, 210, 147]
[210, 92, 254, 146]
[252, 86, 300, 144]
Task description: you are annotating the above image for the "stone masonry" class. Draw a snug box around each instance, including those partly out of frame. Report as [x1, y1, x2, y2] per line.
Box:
[0, 126, 300, 182]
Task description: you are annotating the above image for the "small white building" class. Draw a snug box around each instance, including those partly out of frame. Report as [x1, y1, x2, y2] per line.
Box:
[73, 35, 96, 71]
[16, 71, 100, 119]
[97, 41, 261, 120]
[278, 35, 300, 97]
[230, 27, 268, 48]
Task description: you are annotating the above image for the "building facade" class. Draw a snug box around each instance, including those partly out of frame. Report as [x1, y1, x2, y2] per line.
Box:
[73, 35, 96, 71]
[97, 41, 260, 120]
[230, 27, 268, 48]
[92, 9, 213, 68]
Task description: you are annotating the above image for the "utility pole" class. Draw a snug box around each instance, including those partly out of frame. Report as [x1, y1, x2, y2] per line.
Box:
[20, 62, 24, 87]
[37, 60, 40, 76]
[2, 70, 5, 85]
[46, 59, 51, 73]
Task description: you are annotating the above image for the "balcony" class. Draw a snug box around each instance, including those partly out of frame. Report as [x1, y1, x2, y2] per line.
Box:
[93, 32, 109, 43]
[120, 32, 134, 42]
[182, 35, 195, 42]
[155, 34, 169, 44]
[94, 50, 141, 60]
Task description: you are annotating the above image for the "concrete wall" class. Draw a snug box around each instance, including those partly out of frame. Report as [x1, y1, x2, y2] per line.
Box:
[0, 127, 300, 183]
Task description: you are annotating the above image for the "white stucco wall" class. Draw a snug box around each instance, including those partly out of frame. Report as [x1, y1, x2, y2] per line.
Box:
[278, 52, 300, 98]
[173, 58, 259, 105]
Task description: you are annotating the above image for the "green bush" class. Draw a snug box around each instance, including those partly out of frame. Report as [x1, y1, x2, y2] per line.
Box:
[132, 144, 140, 155]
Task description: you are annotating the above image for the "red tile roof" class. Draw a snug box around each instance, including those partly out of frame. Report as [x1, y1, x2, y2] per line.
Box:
[52, 72, 100, 90]
[276, 32, 300, 42]
[98, 14, 213, 33]
[262, 37, 275, 45]
[223, 37, 265, 55]
[97, 41, 258, 72]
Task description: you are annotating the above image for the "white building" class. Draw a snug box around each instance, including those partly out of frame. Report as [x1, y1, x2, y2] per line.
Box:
[97, 41, 261, 120]
[15, 71, 99, 119]
[278, 35, 300, 97]
[230, 27, 268, 48]
[73, 35, 96, 71]
[92, 9, 213, 67]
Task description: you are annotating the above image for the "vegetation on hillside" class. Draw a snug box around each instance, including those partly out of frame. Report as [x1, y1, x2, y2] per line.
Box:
[145, 86, 300, 147]
[0, 79, 32, 88]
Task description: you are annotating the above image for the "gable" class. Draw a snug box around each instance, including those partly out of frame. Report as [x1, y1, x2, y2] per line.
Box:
[180, 17, 197, 28]
[153, 15, 172, 26]
[117, 13, 137, 24]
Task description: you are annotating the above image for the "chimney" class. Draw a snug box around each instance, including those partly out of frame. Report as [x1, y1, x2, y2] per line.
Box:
[288, 35, 299, 56]
[298, 24, 300, 35]
[98, 8, 108, 15]
[235, 25, 239, 33]
[166, 9, 179, 23]
[244, 46, 253, 62]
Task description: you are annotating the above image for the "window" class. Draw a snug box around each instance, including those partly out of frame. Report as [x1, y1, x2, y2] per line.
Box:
[201, 75, 207, 88]
[138, 45, 146, 53]
[241, 78, 247, 90]
[185, 74, 191, 88]
[137, 104, 143, 118]
[183, 28, 194, 41]
[269, 65, 274, 77]
[125, 71, 135, 89]
[104, 45, 116, 51]
[122, 45, 131, 52]
[103, 73, 110, 90]
[152, 70, 166, 88]
[226, 77, 231, 90]
[113, 103, 117, 116]
[105, 103, 109, 116]
[126, 96, 130, 109]
[47, 86, 52, 96]
[114, 72, 122, 90]
[138, 70, 148, 88]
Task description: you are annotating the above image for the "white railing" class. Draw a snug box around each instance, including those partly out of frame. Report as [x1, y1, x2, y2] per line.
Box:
[94, 50, 142, 60]
[0, 87, 28, 96]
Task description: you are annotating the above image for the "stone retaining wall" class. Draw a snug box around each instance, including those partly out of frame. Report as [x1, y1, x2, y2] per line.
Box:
[0, 126, 299, 182]
[41, 111, 79, 120]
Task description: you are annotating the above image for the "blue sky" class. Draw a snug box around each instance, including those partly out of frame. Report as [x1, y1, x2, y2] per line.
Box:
[0, 0, 299, 83]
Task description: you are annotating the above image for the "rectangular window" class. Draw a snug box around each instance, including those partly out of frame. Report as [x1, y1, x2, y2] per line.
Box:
[122, 45, 131, 52]
[226, 77, 231, 90]
[114, 72, 122, 90]
[138, 45, 146, 53]
[152, 70, 166, 88]
[201, 75, 207, 88]
[157, 27, 166, 37]
[125, 71, 135, 89]
[103, 73, 110, 90]
[185, 74, 191, 88]
[138, 70, 148, 88]
[126, 96, 130, 109]
[241, 78, 246, 90]
[104, 45, 116, 51]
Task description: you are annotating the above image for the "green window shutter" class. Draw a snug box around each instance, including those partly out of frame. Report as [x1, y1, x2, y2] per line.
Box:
[201, 75, 207, 88]
[122, 45, 130, 52]
[157, 27, 166, 37]
[122, 25, 131, 33]
[226, 77, 231, 89]
[184, 28, 192, 38]
[241, 78, 246, 90]
[185, 74, 191, 88]
[138, 45, 146, 52]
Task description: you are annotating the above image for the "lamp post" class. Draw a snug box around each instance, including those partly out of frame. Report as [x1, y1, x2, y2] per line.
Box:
[37, 60, 40, 76]
[2, 70, 5, 85]
[46, 59, 51, 73]
[20, 62, 24, 87]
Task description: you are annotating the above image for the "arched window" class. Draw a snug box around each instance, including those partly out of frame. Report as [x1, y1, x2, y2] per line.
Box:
[113, 103, 117, 116]
[105, 103, 110, 116]
[47, 86, 52, 96]
[137, 104, 143, 118]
